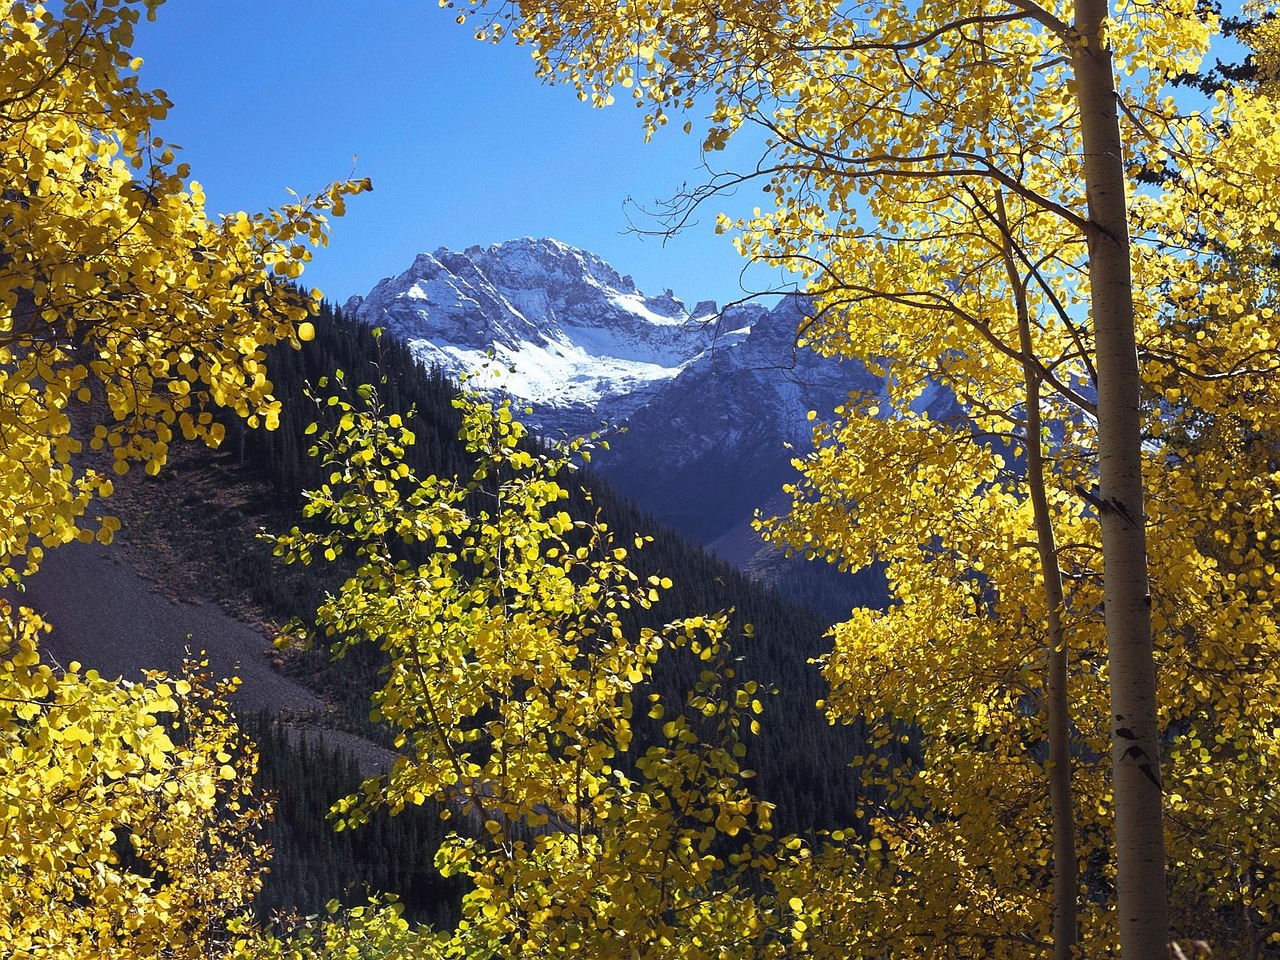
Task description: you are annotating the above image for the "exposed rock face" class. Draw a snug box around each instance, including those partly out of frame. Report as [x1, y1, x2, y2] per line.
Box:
[345, 238, 730, 437]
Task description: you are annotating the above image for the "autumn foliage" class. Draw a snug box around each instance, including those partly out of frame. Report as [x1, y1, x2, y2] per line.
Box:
[3, 0, 1280, 957]
[0, 614, 268, 959]
[1, 1, 363, 955]
[271, 382, 788, 958]
[0, 0, 366, 580]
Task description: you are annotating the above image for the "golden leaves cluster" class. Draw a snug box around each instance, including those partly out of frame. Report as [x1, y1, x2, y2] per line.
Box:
[0, 0, 369, 580]
[1, 2, 372, 955]
[0, 600, 270, 960]
[273, 385, 798, 958]
[227, 897, 429, 960]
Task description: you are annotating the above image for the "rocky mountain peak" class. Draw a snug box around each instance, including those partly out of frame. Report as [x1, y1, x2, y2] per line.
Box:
[456, 238, 641, 300]
[344, 238, 741, 435]
[343, 238, 928, 618]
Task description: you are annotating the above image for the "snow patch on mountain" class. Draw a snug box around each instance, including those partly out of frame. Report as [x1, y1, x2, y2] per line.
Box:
[345, 238, 742, 434]
[413, 335, 685, 427]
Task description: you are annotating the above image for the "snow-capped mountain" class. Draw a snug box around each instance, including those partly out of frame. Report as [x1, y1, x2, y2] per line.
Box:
[345, 238, 925, 617]
[344, 238, 739, 436]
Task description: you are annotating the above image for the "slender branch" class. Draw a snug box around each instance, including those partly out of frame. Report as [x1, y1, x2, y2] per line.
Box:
[995, 186, 1078, 960]
[762, 118, 1093, 232]
[1000, 0, 1073, 37]
[1140, 346, 1280, 381]
[788, 12, 1029, 54]
[968, 189, 1100, 383]
[958, 184, 1100, 387]
[803, 255, 1099, 414]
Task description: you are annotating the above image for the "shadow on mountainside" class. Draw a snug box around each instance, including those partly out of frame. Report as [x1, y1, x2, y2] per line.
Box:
[5, 536, 394, 776]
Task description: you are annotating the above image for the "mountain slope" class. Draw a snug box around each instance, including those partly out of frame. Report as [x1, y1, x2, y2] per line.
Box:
[239, 303, 878, 832]
[345, 239, 897, 615]
[596, 295, 878, 545]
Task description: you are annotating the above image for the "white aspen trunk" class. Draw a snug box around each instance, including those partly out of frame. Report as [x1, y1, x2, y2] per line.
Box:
[1071, 1, 1169, 956]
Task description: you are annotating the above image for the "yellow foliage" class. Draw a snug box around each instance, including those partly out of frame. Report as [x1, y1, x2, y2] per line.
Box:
[0, 0, 369, 581]
[273, 387, 795, 957]
[447, 0, 1280, 953]
[0, 2, 368, 955]
[0, 601, 270, 960]
[228, 897, 429, 960]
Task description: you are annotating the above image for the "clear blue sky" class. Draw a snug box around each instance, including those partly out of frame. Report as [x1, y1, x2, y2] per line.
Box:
[131, 0, 787, 309]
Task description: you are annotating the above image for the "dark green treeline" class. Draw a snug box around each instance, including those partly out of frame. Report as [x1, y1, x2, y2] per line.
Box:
[179, 301, 900, 922]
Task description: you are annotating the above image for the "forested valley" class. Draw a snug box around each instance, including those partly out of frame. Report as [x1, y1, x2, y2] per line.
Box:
[146, 302, 888, 923]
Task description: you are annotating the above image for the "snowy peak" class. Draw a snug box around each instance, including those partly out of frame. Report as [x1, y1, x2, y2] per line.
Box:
[344, 238, 923, 615]
[454, 238, 644, 309]
[345, 239, 743, 433]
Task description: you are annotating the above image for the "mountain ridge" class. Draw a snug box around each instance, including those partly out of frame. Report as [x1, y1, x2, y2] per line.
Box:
[344, 237, 935, 618]
[345, 238, 740, 436]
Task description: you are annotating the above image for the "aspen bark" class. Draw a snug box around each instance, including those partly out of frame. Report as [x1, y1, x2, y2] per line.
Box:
[1071, 1, 1169, 956]
[997, 189, 1079, 960]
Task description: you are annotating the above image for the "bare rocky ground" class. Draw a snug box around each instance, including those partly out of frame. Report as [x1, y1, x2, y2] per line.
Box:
[4, 442, 396, 775]
[12, 536, 320, 714]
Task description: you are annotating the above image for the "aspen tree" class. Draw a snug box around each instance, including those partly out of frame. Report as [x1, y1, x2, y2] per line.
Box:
[444, 0, 1280, 955]
[0, 607, 270, 960]
[0, 0, 368, 578]
[1, 1, 365, 952]
[273, 385, 789, 959]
